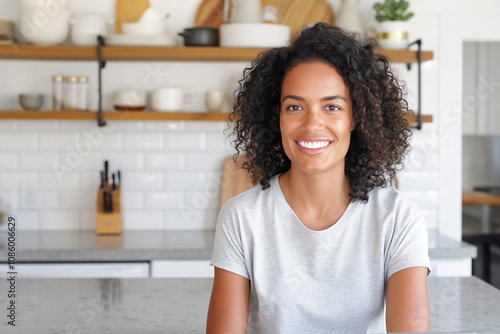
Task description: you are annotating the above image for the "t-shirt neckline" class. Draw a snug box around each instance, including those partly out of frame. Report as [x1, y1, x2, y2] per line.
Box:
[270, 174, 359, 237]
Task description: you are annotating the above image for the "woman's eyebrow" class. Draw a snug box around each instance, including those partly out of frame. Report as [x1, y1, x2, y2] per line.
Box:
[281, 94, 347, 103]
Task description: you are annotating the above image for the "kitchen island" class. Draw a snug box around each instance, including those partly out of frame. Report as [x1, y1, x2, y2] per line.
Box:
[0, 276, 499, 333]
[0, 230, 476, 261]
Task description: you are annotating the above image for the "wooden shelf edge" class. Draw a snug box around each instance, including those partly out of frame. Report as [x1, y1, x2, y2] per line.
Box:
[0, 45, 434, 63]
[0, 110, 432, 123]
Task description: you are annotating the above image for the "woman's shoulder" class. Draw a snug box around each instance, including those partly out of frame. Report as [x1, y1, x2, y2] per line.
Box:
[365, 185, 423, 216]
[219, 180, 275, 217]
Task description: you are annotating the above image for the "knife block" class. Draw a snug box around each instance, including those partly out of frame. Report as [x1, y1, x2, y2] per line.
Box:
[96, 185, 122, 235]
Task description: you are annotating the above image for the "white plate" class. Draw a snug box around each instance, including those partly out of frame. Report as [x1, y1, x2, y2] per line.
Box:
[105, 34, 176, 47]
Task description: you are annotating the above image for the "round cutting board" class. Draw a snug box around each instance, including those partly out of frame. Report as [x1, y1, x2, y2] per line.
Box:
[195, 0, 335, 37]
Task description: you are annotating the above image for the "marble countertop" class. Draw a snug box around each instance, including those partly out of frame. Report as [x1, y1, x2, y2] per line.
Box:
[0, 276, 498, 333]
[0, 230, 476, 262]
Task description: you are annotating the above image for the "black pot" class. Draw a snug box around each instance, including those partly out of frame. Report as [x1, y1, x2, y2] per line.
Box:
[179, 27, 219, 47]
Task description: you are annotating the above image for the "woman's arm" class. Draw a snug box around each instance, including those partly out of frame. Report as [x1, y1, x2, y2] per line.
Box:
[386, 266, 430, 333]
[207, 267, 250, 334]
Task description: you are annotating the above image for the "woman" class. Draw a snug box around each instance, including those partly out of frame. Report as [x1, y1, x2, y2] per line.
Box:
[207, 23, 431, 333]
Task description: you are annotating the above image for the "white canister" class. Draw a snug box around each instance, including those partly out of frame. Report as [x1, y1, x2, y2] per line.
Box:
[19, 0, 70, 45]
[152, 88, 193, 112]
[70, 14, 107, 46]
[76, 76, 89, 110]
[63, 76, 78, 110]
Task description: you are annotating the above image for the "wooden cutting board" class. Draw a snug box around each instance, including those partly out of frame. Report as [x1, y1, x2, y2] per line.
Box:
[115, 0, 151, 33]
[195, 0, 335, 37]
[218, 156, 254, 212]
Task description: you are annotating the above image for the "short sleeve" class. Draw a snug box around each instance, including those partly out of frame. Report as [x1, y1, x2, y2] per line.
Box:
[385, 207, 431, 281]
[210, 205, 250, 279]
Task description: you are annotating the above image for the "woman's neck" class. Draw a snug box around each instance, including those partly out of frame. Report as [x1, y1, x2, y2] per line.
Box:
[278, 165, 352, 228]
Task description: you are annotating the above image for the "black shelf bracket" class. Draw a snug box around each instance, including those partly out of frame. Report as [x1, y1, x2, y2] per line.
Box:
[407, 39, 422, 130]
[97, 35, 106, 127]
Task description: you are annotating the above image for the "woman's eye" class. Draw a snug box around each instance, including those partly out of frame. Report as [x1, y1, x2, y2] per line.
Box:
[326, 104, 340, 111]
[286, 104, 302, 111]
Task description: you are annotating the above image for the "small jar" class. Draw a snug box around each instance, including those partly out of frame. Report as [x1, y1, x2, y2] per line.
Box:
[52, 75, 64, 110]
[63, 76, 78, 110]
[76, 76, 89, 110]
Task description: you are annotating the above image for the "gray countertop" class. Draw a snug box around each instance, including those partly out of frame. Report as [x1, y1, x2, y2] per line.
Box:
[0, 230, 476, 262]
[0, 276, 498, 333]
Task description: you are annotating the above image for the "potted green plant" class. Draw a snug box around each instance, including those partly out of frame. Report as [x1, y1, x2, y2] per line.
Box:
[373, 0, 413, 49]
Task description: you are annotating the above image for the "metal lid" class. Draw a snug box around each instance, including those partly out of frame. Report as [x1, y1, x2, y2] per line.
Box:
[77, 76, 88, 83]
[65, 76, 78, 83]
[52, 75, 64, 82]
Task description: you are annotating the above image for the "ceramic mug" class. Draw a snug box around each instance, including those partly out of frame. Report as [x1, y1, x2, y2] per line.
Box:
[205, 90, 226, 112]
[152, 87, 193, 112]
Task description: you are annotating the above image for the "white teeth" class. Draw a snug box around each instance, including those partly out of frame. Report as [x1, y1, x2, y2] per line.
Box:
[297, 141, 330, 149]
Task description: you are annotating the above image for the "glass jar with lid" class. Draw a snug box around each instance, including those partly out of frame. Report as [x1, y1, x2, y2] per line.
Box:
[76, 76, 89, 110]
[52, 75, 64, 110]
[63, 76, 78, 110]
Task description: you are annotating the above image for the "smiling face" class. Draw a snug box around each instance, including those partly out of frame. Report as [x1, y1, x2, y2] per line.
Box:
[280, 61, 355, 175]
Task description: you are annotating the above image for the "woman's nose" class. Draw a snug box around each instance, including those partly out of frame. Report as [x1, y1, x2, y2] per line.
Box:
[303, 109, 325, 130]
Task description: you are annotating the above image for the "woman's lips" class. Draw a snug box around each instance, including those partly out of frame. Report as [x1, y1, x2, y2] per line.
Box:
[295, 139, 332, 155]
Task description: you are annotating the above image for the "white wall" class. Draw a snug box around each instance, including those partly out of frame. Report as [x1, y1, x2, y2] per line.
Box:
[0, 0, 480, 236]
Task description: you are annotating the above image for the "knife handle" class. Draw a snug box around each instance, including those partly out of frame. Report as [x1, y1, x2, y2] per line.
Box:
[104, 160, 109, 184]
[112, 173, 116, 191]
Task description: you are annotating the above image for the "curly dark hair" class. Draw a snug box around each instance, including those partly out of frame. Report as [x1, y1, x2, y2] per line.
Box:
[229, 23, 412, 201]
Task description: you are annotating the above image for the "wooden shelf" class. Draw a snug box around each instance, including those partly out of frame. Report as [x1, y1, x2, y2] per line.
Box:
[0, 110, 432, 123]
[0, 44, 433, 63]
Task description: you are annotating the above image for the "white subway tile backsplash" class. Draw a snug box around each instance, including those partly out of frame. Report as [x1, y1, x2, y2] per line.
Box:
[18, 121, 58, 130]
[122, 172, 163, 190]
[184, 191, 219, 211]
[123, 132, 163, 150]
[0, 172, 37, 191]
[88, 132, 122, 151]
[143, 121, 184, 131]
[399, 190, 439, 211]
[185, 152, 226, 171]
[164, 172, 204, 191]
[80, 211, 96, 231]
[123, 211, 163, 230]
[101, 152, 142, 170]
[0, 191, 19, 210]
[144, 192, 183, 210]
[0, 153, 17, 170]
[144, 152, 183, 170]
[59, 121, 96, 130]
[60, 191, 96, 210]
[39, 171, 79, 190]
[35, 192, 59, 210]
[397, 171, 439, 191]
[39, 132, 78, 150]
[0, 132, 37, 150]
[164, 132, 203, 151]
[122, 192, 143, 210]
[80, 172, 100, 190]
[106, 121, 143, 131]
[19, 152, 59, 170]
[184, 121, 226, 132]
[11, 211, 38, 231]
[165, 210, 217, 230]
[39, 212, 79, 230]
[60, 151, 101, 171]
[0, 120, 17, 130]
[205, 132, 233, 153]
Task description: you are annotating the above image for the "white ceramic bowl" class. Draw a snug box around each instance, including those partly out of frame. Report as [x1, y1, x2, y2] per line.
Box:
[220, 23, 290, 48]
[19, 0, 70, 45]
[122, 21, 164, 35]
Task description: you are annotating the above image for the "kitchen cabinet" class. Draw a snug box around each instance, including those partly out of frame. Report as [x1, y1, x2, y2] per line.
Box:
[0, 45, 434, 123]
[9, 262, 150, 278]
[151, 260, 213, 278]
[462, 41, 500, 136]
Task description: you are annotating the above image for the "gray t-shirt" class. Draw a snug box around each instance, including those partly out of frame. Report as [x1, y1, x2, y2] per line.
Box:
[210, 174, 431, 334]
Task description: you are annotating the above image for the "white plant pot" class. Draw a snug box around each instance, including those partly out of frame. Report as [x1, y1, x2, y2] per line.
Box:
[377, 21, 409, 50]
